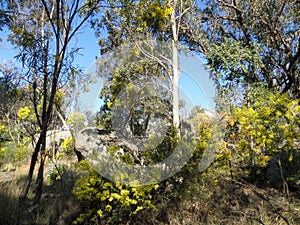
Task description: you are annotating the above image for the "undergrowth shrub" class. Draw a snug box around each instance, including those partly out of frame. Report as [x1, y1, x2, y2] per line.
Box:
[216, 84, 300, 188]
[72, 123, 211, 224]
[46, 162, 69, 184]
[72, 160, 158, 224]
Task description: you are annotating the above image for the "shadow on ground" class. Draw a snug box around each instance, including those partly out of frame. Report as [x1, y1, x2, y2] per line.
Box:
[0, 170, 80, 225]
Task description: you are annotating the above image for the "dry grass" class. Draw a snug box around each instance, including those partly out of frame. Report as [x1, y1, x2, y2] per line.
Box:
[0, 161, 80, 225]
[0, 161, 299, 225]
[163, 176, 300, 225]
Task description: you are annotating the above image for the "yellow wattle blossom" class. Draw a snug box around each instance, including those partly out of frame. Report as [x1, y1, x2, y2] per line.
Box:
[105, 205, 112, 212]
[0, 124, 5, 132]
[107, 101, 113, 109]
[120, 189, 130, 196]
[0, 147, 5, 154]
[257, 124, 265, 130]
[133, 206, 144, 215]
[103, 182, 113, 189]
[110, 193, 122, 200]
[97, 209, 103, 218]
[129, 199, 137, 204]
[17, 106, 32, 120]
[136, 27, 143, 32]
[61, 137, 74, 152]
[257, 155, 270, 167]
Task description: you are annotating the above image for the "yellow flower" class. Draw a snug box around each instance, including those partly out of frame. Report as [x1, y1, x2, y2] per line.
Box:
[136, 27, 143, 32]
[17, 106, 31, 120]
[289, 154, 293, 162]
[97, 209, 103, 218]
[257, 155, 270, 167]
[105, 205, 112, 212]
[257, 124, 265, 130]
[120, 189, 130, 196]
[0, 124, 5, 132]
[103, 182, 112, 189]
[111, 193, 121, 200]
[107, 102, 113, 109]
[133, 206, 144, 214]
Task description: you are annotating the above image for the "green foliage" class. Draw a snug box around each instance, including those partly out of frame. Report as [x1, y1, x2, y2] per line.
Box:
[0, 65, 33, 168]
[0, 1, 11, 30]
[141, 126, 178, 165]
[72, 118, 213, 224]
[46, 162, 68, 184]
[216, 85, 300, 184]
[61, 137, 75, 155]
[98, 59, 170, 132]
[207, 40, 263, 84]
[196, 0, 300, 97]
[0, 64, 21, 118]
[97, 0, 174, 54]
[131, 0, 173, 33]
[0, 121, 30, 167]
[0, 142, 28, 165]
[67, 112, 86, 133]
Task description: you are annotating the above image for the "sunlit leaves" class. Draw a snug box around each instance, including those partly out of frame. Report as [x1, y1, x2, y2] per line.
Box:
[218, 85, 300, 173]
[98, 59, 170, 132]
[66, 112, 86, 133]
[207, 40, 263, 83]
[198, 0, 300, 97]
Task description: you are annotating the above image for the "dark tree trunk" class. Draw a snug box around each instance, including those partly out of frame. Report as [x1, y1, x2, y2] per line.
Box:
[34, 147, 46, 202]
[74, 146, 84, 162]
[20, 128, 47, 201]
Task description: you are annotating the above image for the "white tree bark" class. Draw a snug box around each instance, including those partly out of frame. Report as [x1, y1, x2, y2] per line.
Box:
[170, 0, 180, 129]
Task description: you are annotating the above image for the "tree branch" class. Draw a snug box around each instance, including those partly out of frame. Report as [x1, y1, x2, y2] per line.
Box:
[40, 0, 58, 37]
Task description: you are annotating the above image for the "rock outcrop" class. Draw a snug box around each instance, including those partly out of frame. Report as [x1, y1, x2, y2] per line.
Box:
[75, 127, 142, 164]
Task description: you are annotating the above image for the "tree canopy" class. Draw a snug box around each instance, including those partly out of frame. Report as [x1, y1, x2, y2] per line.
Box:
[187, 0, 300, 98]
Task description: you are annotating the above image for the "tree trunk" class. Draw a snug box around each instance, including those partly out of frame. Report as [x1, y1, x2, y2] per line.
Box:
[172, 40, 180, 129]
[170, 0, 180, 130]
[20, 145, 39, 200]
[34, 143, 46, 202]
[19, 128, 46, 200]
[18, 0, 101, 201]
[74, 146, 85, 162]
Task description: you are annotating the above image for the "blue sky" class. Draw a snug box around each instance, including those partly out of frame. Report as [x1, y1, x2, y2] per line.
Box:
[179, 55, 215, 110]
[0, 30, 17, 64]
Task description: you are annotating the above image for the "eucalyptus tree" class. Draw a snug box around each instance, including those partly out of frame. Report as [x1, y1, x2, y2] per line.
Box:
[9, 0, 103, 201]
[95, 0, 197, 132]
[185, 0, 300, 98]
